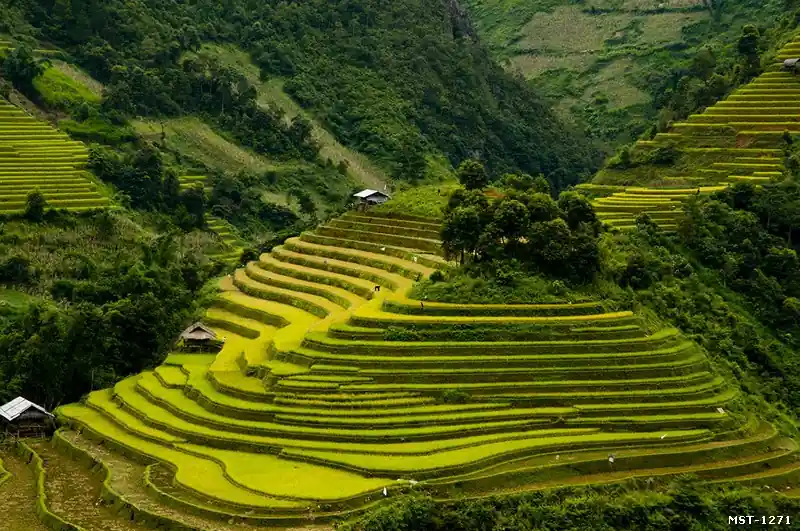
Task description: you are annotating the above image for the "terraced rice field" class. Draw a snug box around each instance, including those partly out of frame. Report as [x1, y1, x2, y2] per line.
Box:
[585, 34, 800, 230]
[0, 98, 108, 214]
[46, 209, 799, 527]
[179, 175, 245, 264]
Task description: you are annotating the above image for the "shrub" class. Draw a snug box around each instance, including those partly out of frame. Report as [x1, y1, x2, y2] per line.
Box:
[0, 255, 33, 283]
[441, 389, 470, 404]
[24, 190, 48, 222]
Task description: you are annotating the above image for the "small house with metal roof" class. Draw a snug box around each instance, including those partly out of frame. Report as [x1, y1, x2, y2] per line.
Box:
[0, 396, 54, 438]
[353, 189, 390, 211]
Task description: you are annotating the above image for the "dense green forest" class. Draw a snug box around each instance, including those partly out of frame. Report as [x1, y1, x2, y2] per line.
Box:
[340, 483, 799, 530]
[1, 0, 598, 186]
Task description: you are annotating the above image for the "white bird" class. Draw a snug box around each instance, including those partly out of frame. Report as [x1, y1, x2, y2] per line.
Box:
[413, 256, 418, 263]
[381, 247, 386, 251]
[660, 434, 666, 440]
[382, 487, 388, 496]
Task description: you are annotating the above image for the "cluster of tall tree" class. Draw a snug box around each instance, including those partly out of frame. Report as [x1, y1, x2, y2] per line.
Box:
[440, 161, 601, 283]
[681, 179, 800, 334]
[0, 213, 221, 408]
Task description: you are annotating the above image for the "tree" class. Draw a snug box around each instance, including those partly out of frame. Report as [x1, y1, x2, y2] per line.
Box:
[492, 199, 529, 242]
[558, 191, 598, 230]
[2, 44, 44, 94]
[0, 255, 32, 283]
[691, 47, 717, 80]
[24, 189, 48, 222]
[500, 173, 551, 194]
[289, 187, 316, 217]
[179, 185, 207, 229]
[701, 0, 726, 22]
[525, 218, 572, 272]
[441, 206, 483, 264]
[446, 188, 489, 214]
[737, 24, 762, 82]
[456, 159, 489, 191]
[517, 192, 561, 224]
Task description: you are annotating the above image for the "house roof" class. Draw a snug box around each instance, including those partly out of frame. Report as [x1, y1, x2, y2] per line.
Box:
[785, 58, 799, 66]
[180, 322, 217, 341]
[353, 189, 390, 199]
[0, 397, 53, 422]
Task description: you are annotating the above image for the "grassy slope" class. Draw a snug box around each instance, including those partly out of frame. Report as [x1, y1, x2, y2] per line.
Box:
[0, 288, 37, 308]
[48, 60, 105, 99]
[133, 117, 300, 176]
[33, 62, 103, 107]
[189, 44, 390, 191]
[465, 1, 704, 101]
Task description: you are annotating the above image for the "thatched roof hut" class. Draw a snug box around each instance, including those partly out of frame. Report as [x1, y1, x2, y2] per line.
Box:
[180, 322, 217, 342]
[179, 322, 222, 352]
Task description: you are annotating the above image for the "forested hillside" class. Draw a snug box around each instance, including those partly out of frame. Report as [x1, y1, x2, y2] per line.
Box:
[3, 0, 598, 186]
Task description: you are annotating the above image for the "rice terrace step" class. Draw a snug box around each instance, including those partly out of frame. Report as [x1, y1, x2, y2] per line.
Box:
[0, 98, 108, 214]
[42, 204, 800, 527]
[587, 34, 800, 229]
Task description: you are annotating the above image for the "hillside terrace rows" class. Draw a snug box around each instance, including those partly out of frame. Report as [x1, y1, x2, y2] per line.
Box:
[581, 34, 800, 230]
[178, 174, 245, 264]
[47, 210, 800, 527]
[0, 98, 108, 214]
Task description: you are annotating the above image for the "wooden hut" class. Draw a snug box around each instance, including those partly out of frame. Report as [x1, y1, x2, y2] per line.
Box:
[0, 397, 54, 438]
[783, 58, 799, 73]
[353, 189, 391, 211]
[179, 321, 220, 352]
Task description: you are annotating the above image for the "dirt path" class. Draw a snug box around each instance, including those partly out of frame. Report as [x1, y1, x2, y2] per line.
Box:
[28, 439, 150, 531]
[0, 448, 48, 531]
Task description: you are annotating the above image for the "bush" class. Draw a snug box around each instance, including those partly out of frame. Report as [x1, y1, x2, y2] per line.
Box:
[441, 389, 470, 404]
[0, 255, 33, 283]
[429, 270, 445, 283]
[24, 190, 47, 222]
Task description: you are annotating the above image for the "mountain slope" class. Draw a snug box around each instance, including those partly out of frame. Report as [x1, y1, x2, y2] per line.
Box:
[463, 0, 793, 150]
[187, 43, 390, 191]
[4, 0, 599, 186]
[50, 209, 800, 529]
